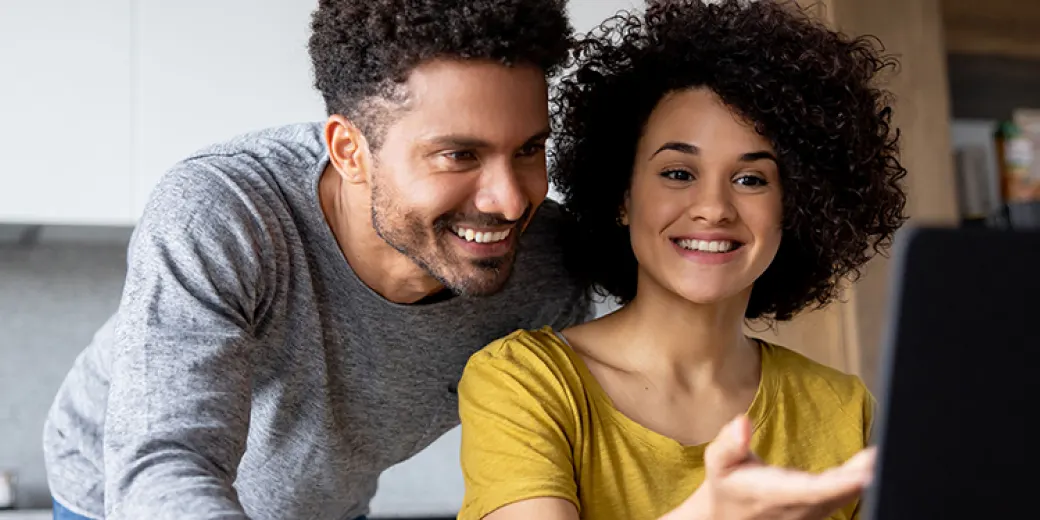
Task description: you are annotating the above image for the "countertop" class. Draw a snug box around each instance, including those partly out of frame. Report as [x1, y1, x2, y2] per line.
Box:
[0, 511, 50, 520]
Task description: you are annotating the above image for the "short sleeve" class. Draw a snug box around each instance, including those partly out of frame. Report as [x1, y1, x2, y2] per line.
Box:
[864, 387, 878, 444]
[457, 337, 581, 519]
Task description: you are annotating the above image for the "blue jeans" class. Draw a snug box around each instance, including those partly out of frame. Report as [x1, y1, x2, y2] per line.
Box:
[53, 498, 367, 520]
[53, 499, 92, 520]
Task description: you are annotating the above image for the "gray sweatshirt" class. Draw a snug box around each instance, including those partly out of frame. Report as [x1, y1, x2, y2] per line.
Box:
[42, 123, 591, 520]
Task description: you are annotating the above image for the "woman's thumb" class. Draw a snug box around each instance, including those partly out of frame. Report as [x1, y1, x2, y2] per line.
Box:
[705, 415, 752, 477]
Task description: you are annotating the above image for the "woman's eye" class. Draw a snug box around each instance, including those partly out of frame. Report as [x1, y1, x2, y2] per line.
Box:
[662, 169, 693, 181]
[735, 174, 768, 187]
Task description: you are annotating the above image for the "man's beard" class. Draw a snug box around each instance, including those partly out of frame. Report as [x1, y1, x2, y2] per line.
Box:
[370, 180, 526, 297]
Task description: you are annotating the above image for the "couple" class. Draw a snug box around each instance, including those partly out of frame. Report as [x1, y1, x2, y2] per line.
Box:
[42, 0, 906, 519]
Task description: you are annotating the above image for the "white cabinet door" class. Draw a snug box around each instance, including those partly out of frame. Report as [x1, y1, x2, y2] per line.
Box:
[0, 0, 133, 225]
[130, 0, 326, 219]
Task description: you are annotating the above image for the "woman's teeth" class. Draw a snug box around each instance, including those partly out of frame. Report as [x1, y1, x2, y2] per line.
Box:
[676, 239, 737, 253]
[453, 226, 511, 244]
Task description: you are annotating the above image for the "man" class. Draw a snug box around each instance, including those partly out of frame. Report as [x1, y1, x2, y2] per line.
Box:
[43, 1, 586, 519]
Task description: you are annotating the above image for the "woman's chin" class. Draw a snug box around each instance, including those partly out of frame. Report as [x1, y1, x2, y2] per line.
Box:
[672, 285, 746, 307]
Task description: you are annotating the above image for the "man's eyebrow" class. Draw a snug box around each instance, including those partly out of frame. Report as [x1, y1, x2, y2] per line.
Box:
[420, 135, 493, 149]
[524, 129, 552, 144]
[420, 128, 552, 149]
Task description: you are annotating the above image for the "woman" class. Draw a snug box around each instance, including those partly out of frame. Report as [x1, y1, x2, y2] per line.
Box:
[457, 1, 907, 519]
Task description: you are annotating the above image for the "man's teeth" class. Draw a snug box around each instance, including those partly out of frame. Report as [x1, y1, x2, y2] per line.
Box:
[676, 239, 736, 253]
[453, 227, 512, 244]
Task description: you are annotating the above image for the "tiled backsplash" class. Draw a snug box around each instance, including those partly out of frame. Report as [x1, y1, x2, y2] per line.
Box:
[0, 226, 132, 508]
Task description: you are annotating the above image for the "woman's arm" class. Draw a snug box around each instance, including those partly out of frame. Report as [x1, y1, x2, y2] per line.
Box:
[484, 498, 580, 520]
[457, 338, 582, 520]
[478, 416, 873, 520]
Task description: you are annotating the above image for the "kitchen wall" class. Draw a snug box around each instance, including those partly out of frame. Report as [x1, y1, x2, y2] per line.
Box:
[0, 0, 638, 515]
[0, 227, 132, 509]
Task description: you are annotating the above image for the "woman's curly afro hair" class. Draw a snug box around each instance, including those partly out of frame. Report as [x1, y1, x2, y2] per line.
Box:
[308, 0, 571, 143]
[550, 0, 908, 322]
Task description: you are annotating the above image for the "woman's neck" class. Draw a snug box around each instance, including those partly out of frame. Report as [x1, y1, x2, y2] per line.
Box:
[600, 272, 758, 387]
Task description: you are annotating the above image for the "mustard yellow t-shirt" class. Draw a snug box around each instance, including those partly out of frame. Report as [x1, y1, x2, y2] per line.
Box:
[457, 327, 875, 520]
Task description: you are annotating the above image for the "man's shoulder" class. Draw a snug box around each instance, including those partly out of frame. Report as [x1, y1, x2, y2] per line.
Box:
[515, 198, 567, 261]
[515, 197, 574, 276]
[504, 198, 592, 329]
[140, 122, 324, 233]
[524, 197, 565, 232]
[183, 122, 326, 166]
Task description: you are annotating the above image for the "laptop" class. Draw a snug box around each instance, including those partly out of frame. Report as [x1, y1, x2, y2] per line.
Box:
[860, 226, 1039, 519]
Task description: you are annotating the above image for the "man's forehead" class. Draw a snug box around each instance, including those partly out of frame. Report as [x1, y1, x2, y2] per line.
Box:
[394, 58, 551, 144]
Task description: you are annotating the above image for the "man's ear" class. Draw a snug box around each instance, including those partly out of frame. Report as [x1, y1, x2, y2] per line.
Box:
[324, 114, 373, 185]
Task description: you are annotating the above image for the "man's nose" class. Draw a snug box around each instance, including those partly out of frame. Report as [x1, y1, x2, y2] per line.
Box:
[474, 162, 529, 222]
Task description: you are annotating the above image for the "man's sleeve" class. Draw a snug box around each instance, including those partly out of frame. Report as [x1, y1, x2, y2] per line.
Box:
[103, 165, 271, 520]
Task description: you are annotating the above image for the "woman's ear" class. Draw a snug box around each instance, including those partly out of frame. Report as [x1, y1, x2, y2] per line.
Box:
[618, 191, 632, 226]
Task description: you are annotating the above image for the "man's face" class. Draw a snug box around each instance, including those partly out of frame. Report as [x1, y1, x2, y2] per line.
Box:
[369, 59, 551, 297]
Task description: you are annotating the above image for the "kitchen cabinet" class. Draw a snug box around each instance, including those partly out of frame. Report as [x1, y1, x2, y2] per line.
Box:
[129, 0, 325, 219]
[0, 0, 325, 225]
[1, 1, 654, 227]
[0, 0, 134, 225]
[0, 511, 50, 520]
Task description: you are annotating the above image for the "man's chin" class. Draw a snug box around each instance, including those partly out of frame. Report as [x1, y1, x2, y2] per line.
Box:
[442, 259, 515, 297]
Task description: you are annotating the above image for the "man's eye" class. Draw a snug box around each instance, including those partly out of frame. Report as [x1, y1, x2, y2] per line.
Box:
[517, 144, 546, 157]
[444, 151, 476, 161]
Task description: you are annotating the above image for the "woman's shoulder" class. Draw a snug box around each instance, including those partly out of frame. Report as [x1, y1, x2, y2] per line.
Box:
[472, 326, 576, 364]
[761, 341, 870, 394]
[759, 340, 876, 429]
[462, 327, 589, 399]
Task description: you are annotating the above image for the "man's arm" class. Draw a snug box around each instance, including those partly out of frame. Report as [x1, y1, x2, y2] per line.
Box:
[103, 166, 271, 519]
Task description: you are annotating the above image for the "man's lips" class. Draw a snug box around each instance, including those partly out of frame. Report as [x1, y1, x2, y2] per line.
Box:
[450, 224, 514, 245]
[447, 224, 517, 257]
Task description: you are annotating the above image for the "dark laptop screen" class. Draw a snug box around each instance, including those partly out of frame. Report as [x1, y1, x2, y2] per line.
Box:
[862, 227, 1038, 519]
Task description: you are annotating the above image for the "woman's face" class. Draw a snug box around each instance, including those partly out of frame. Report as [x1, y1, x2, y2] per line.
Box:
[625, 87, 783, 306]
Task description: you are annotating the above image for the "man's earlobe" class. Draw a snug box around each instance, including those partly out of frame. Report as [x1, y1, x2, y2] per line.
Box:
[324, 114, 372, 185]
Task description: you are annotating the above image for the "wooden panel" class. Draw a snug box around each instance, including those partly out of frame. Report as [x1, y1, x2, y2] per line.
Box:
[747, 298, 852, 374]
[948, 53, 1040, 120]
[775, 0, 960, 390]
[942, 0, 1040, 59]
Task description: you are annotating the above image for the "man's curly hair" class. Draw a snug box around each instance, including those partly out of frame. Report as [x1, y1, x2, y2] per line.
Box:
[308, 0, 572, 147]
[550, 0, 909, 322]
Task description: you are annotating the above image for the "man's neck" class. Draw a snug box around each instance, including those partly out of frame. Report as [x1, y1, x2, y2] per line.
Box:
[317, 165, 445, 304]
